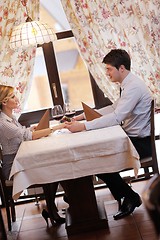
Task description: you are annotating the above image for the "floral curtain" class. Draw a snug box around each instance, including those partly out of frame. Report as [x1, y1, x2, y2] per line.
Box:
[61, 0, 160, 105]
[0, 0, 39, 113]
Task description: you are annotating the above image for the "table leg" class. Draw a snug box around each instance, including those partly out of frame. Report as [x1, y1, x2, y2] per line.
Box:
[61, 176, 108, 236]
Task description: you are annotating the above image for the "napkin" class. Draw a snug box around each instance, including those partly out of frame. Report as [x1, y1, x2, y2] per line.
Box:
[35, 109, 50, 130]
[82, 102, 102, 121]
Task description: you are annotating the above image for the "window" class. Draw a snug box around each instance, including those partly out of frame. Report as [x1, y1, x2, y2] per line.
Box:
[24, 1, 94, 112]
[24, 47, 53, 112]
[20, 1, 110, 126]
[53, 37, 94, 110]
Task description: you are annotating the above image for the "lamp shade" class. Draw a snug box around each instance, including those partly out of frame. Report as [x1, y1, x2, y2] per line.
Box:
[10, 20, 57, 49]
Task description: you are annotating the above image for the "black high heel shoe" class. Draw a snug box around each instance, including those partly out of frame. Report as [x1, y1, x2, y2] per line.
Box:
[42, 209, 65, 225]
[118, 198, 122, 210]
[42, 209, 50, 225]
[63, 194, 69, 204]
[54, 216, 65, 224]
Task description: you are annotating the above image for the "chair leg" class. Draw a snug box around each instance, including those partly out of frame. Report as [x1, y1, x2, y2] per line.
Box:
[3, 192, 13, 231]
[0, 208, 8, 240]
[144, 167, 151, 179]
[5, 203, 12, 231]
[0, 190, 11, 231]
[10, 198, 16, 222]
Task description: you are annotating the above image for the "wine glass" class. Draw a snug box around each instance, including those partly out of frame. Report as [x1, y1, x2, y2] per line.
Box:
[51, 105, 64, 121]
[63, 103, 76, 118]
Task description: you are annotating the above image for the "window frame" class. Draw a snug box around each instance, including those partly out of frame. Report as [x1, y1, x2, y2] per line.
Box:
[19, 30, 111, 126]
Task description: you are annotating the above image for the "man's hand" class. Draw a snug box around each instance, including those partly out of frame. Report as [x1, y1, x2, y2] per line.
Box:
[64, 121, 86, 133]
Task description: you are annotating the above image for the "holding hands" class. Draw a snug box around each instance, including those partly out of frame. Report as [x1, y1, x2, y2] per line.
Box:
[61, 112, 86, 133]
[64, 120, 86, 133]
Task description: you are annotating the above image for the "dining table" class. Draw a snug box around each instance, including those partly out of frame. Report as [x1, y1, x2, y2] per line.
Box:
[155, 112, 160, 139]
[10, 125, 140, 236]
[155, 139, 160, 169]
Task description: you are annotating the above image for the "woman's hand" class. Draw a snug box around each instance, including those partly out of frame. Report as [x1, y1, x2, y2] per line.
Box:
[32, 128, 52, 140]
[64, 121, 86, 133]
[72, 113, 85, 121]
[30, 125, 37, 132]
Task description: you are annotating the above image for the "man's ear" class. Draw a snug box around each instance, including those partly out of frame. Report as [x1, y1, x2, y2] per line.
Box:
[119, 65, 126, 73]
[119, 65, 125, 70]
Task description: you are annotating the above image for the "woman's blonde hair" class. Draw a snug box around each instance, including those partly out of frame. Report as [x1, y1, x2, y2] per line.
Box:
[0, 85, 14, 108]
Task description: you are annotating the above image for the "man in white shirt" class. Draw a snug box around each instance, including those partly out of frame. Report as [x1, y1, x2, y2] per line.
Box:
[65, 49, 153, 220]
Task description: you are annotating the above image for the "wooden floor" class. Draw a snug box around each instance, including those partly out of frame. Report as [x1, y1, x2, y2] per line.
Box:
[1, 179, 158, 240]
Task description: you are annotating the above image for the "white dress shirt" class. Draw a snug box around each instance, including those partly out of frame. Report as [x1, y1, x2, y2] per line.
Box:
[85, 72, 152, 137]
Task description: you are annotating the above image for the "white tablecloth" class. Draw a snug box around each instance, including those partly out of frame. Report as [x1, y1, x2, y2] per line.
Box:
[155, 113, 160, 138]
[155, 139, 160, 170]
[10, 125, 140, 200]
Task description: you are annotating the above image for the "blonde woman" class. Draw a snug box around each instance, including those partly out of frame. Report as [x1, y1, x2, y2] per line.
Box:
[0, 84, 65, 225]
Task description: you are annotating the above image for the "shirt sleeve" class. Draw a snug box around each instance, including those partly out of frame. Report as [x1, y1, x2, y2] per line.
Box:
[1, 120, 32, 141]
[85, 85, 142, 130]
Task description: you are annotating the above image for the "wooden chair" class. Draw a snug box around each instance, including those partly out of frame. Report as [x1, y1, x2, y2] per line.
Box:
[142, 174, 160, 238]
[0, 145, 44, 231]
[0, 144, 62, 231]
[140, 99, 159, 179]
[0, 145, 15, 232]
[123, 99, 159, 182]
[0, 206, 8, 240]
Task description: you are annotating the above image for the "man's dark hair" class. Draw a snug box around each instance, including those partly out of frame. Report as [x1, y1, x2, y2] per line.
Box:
[102, 49, 131, 70]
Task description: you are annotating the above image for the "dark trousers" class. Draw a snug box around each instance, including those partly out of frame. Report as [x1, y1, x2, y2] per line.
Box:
[97, 136, 152, 201]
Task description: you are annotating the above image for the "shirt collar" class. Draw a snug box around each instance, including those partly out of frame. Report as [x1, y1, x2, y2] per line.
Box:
[121, 72, 132, 90]
[1, 112, 13, 123]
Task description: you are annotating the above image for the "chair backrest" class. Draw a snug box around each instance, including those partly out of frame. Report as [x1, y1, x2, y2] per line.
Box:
[140, 99, 159, 175]
[0, 144, 3, 167]
[0, 144, 6, 197]
[150, 100, 159, 174]
[123, 99, 159, 182]
[142, 174, 160, 237]
[0, 144, 15, 231]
